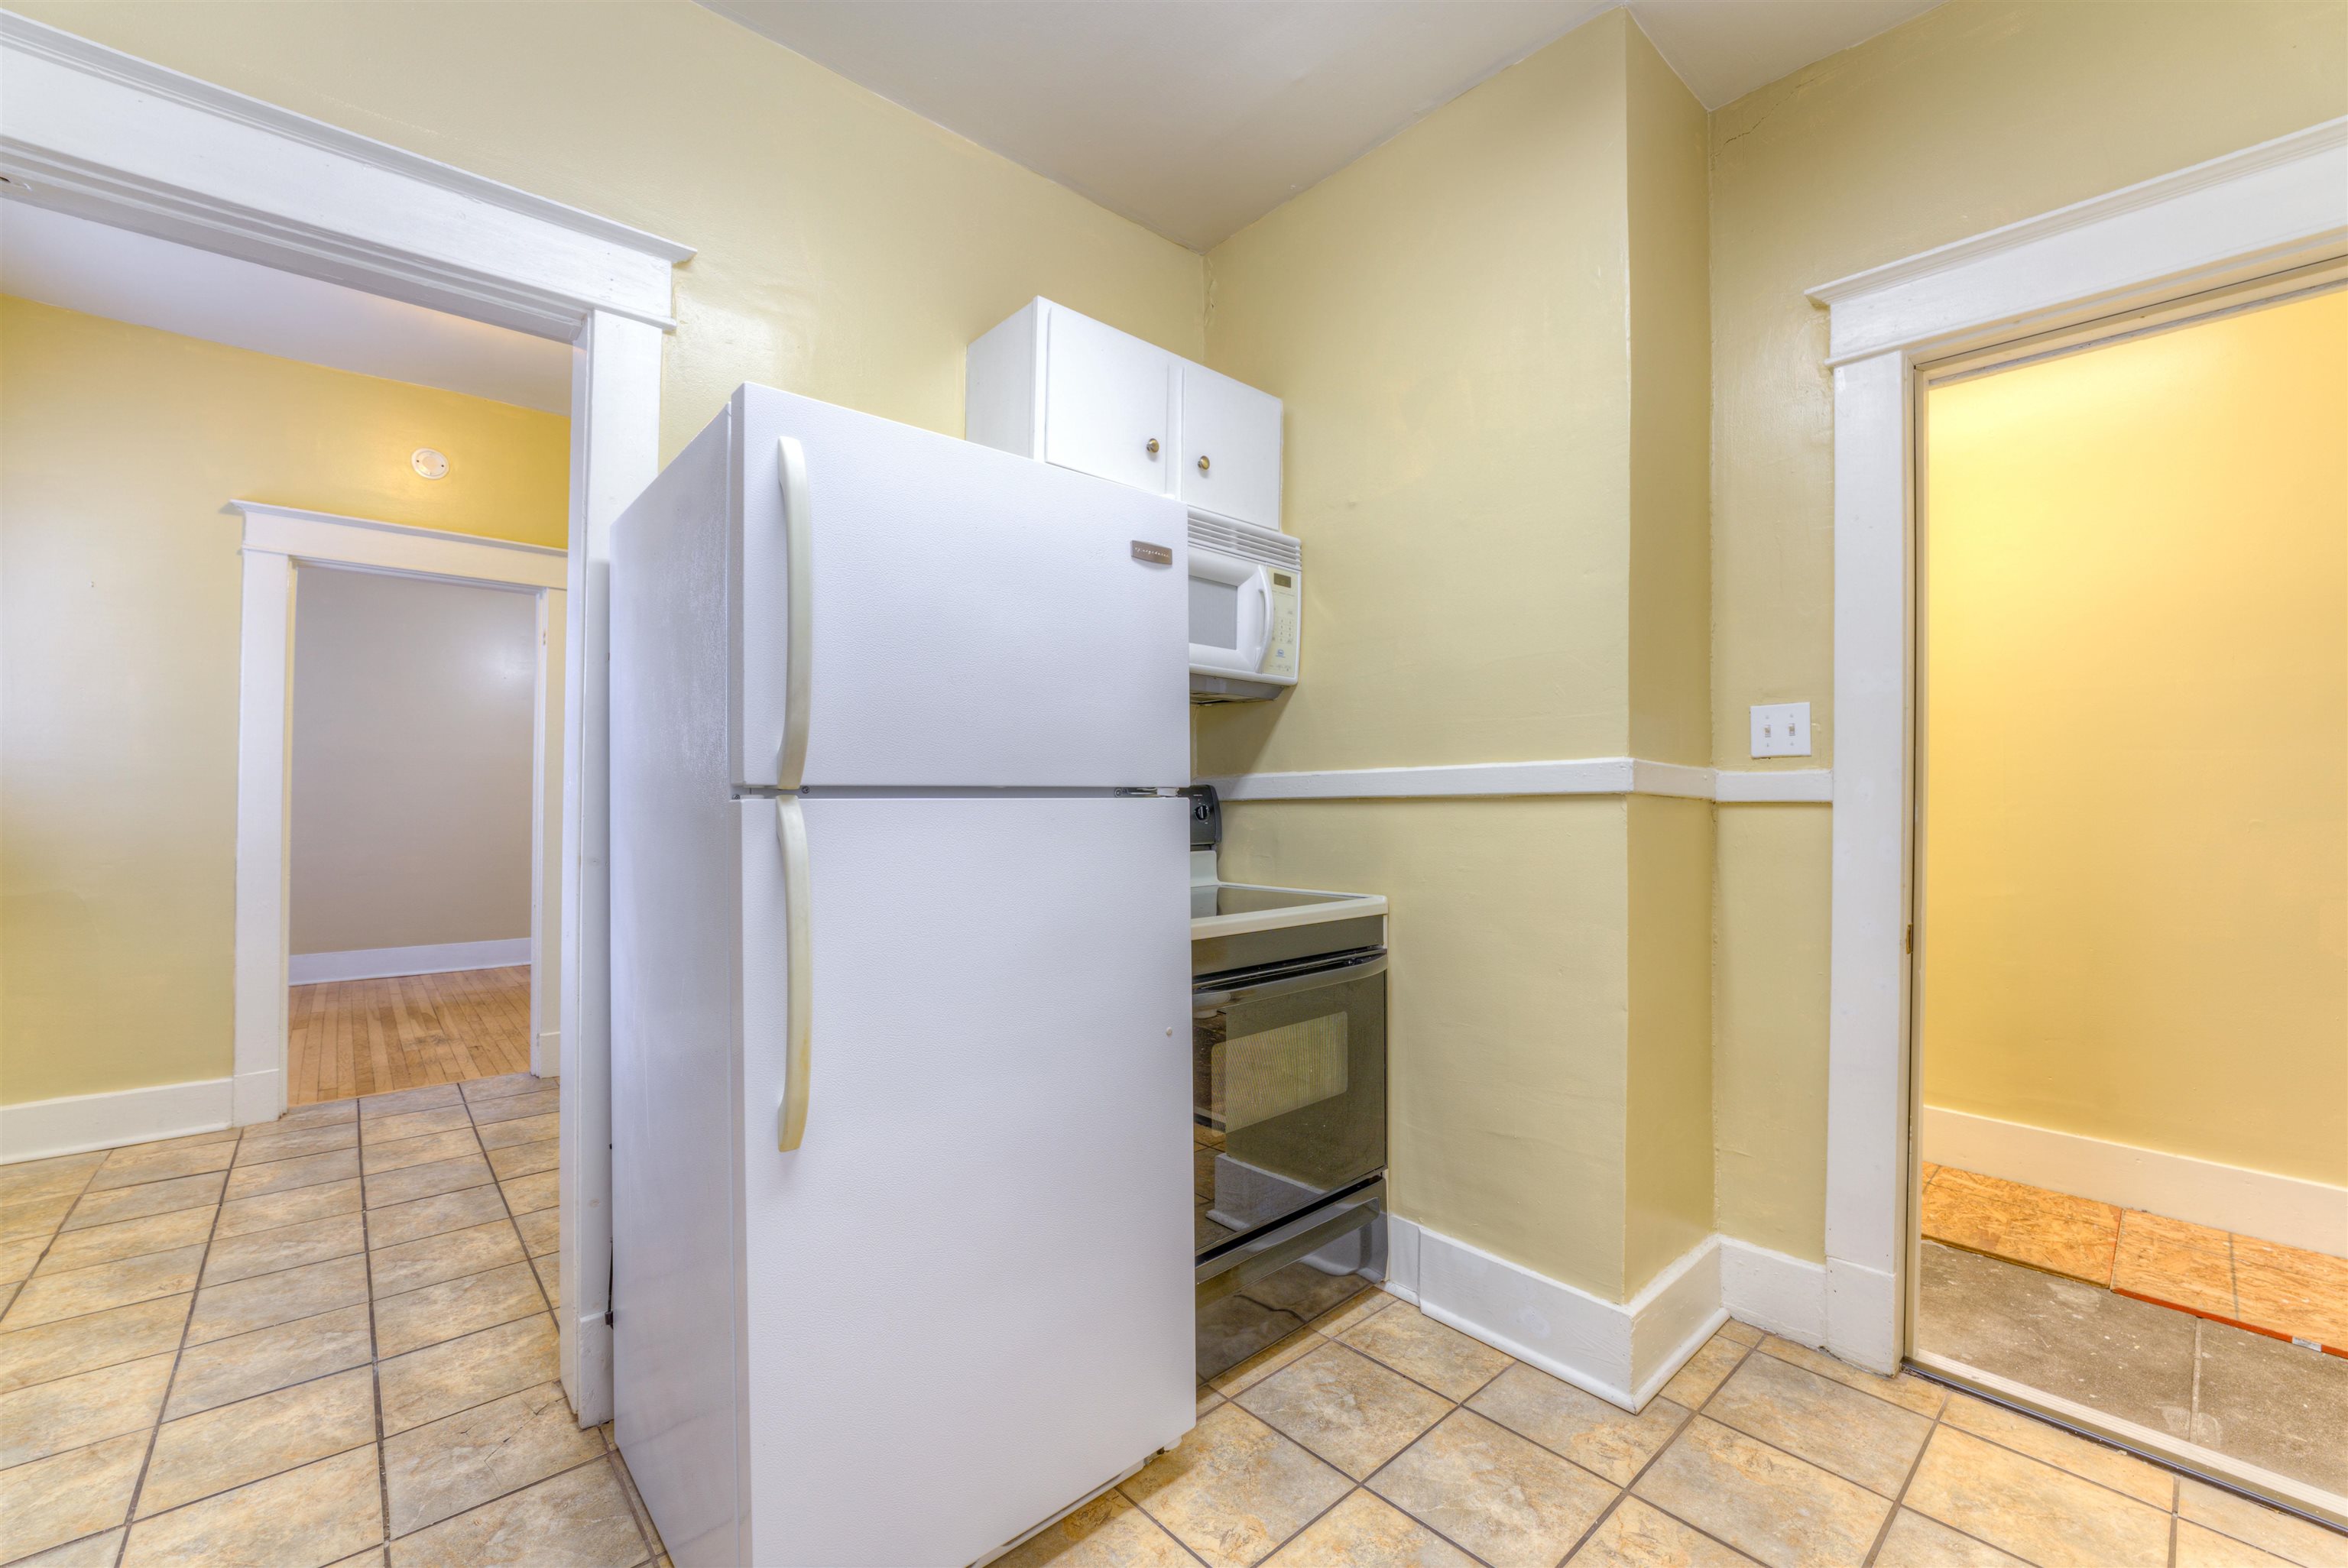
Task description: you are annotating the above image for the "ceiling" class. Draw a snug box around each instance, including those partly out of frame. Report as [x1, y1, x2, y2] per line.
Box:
[708, 0, 1941, 251]
[0, 201, 573, 413]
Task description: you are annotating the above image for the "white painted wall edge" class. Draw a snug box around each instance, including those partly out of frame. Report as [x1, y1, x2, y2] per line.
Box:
[1201, 758, 1832, 804]
[1922, 1106, 2348, 1259]
[0, 1077, 233, 1164]
[1720, 1239, 1829, 1348]
[289, 937, 533, 985]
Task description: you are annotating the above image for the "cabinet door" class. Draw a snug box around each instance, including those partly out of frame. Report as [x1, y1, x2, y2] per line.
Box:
[1179, 363, 1283, 528]
[1042, 306, 1177, 496]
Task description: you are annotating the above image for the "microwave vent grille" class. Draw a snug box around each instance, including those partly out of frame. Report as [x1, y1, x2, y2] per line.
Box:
[1188, 516, 1301, 571]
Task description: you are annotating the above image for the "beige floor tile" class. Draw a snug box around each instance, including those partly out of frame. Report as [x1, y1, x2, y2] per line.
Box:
[1753, 1338, 1947, 1417]
[1717, 1320, 1766, 1348]
[370, 1220, 525, 1298]
[1902, 1427, 2170, 1568]
[362, 1108, 475, 1147]
[1704, 1349, 1933, 1496]
[363, 1156, 494, 1210]
[1307, 1288, 1398, 1340]
[472, 1113, 558, 1152]
[2, 1244, 204, 1330]
[514, 1207, 560, 1258]
[460, 1074, 542, 1104]
[1197, 1384, 1223, 1418]
[381, 1380, 602, 1536]
[0, 1429, 148, 1563]
[2177, 1479, 2348, 1568]
[1261, 1488, 1477, 1567]
[1922, 1170, 2119, 1285]
[2232, 1237, 2348, 1347]
[1468, 1362, 1690, 1485]
[499, 1170, 559, 1216]
[1370, 1409, 1615, 1568]
[202, 1213, 365, 1287]
[1567, 1497, 1759, 1566]
[1121, 1403, 1351, 1568]
[1871, 1509, 2029, 1566]
[2178, 1522, 2301, 1568]
[1, 1194, 78, 1243]
[468, 1089, 560, 1126]
[328, 1552, 388, 1568]
[365, 1186, 509, 1251]
[532, 1254, 559, 1310]
[225, 1150, 362, 1203]
[187, 1255, 369, 1345]
[378, 1313, 559, 1435]
[486, 1140, 559, 1182]
[63, 1172, 225, 1232]
[164, 1303, 374, 1420]
[0, 1294, 190, 1397]
[1207, 1325, 1322, 1397]
[1938, 1391, 2174, 1508]
[277, 1100, 358, 1130]
[122, 1443, 383, 1568]
[376, 1262, 545, 1359]
[361, 1130, 482, 1178]
[1631, 1417, 1889, 1568]
[0, 1351, 174, 1468]
[0, 1236, 45, 1286]
[86, 1139, 238, 1193]
[1659, 1333, 1750, 1409]
[1237, 1341, 1452, 1481]
[993, 1488, 1198, 1568]
[0, 1155, 103, 1209]
[234, 1124, 359, 1168]
[360, 1085, 465, 1120]
[607, 1447, 663, 1559]
[2111, 1210, 2237, 1319]
[388, 1456, 647, 1568]
[1337, 1305, 1512, 1401]
[216, 1181, 365, 1241]
[9, 1527, 127, 1568]
[138, 1366, 377, 1518]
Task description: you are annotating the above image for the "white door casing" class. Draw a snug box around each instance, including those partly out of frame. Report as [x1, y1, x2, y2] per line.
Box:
[1, 12, 691, 1426]
[1805, 117, 2347, 1375]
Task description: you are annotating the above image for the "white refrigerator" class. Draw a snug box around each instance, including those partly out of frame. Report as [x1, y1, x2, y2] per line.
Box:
[609, 385, 1195, 1566]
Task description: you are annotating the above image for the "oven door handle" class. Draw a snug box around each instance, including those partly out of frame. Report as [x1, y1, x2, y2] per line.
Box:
[1194, 951, 1386, 1012]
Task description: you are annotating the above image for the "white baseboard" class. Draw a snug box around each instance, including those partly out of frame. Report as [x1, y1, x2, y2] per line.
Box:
[1720, 1239, 1828, 1347]
[1825, 1256, 1901, 1375]
[1, 1077, 234, 1163]
[290, 937, 531, 985]
[533, 1030, 560, 1080]
[1922, 1106, 2348, 1259]
[1202, 756, 1832, 805]
[1385, 1216, 1725, 1411]
[232, 1067, 283, 1128]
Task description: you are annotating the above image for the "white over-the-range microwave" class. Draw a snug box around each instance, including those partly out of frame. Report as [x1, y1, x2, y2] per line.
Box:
[1188, 511, 1301, 703]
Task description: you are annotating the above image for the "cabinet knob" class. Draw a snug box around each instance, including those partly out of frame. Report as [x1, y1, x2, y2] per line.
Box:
[1197, 455, 1211, 475]
[1146, 439, 1160, 456]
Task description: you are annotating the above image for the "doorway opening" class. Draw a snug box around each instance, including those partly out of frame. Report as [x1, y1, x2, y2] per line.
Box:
[1912, 283, 2348, 1511]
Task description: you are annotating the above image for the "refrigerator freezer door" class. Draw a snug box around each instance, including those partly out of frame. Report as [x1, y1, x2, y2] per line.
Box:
[731, 385, 1189, 791]
[736, 793, 1192, 1566]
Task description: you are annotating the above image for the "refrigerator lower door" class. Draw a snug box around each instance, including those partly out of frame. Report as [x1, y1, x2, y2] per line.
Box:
[737, 792, 1192, 1566]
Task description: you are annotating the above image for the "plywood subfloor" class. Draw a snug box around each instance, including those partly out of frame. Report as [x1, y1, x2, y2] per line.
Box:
[287, 964, 532, 1106]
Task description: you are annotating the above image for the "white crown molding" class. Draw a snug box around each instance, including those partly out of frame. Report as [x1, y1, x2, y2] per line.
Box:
[228, 501, 567, 590]
[1807, 118, 2348, 366]
[1201, 758, 1831, 805]
[0, 11, 692, 339]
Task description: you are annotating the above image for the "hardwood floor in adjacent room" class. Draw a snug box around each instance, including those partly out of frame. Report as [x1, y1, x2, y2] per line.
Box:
[287, 965, 533, 1106]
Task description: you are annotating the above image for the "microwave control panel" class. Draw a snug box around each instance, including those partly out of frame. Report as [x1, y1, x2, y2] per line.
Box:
[1263, 567, 1301, 681]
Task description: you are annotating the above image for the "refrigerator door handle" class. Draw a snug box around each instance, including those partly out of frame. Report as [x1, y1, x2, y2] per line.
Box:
[776, 436, 813, 791]
[775, 795, 814, 1152]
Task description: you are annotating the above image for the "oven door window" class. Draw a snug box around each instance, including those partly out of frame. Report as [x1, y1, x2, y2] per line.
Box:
[1193, 967, 1386, 1257]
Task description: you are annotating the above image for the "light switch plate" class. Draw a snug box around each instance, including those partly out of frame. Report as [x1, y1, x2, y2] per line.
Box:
[1750, 702, 1812, 758]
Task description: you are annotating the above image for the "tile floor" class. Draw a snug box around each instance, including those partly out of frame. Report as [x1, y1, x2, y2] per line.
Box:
[1014, 1278, 2348, 1568]
[1920, 1165, 2348, 1354]
[0, 1073, 670, 1568]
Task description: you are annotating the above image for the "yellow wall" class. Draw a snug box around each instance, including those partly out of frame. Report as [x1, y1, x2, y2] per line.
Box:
[1202, 13, 1717, 1301]
[16, 1, 1207, 461]
[0, 296, 569, 1106]
[1922, 291, 2348, 1188]
[1707, 0, 2348, 1258]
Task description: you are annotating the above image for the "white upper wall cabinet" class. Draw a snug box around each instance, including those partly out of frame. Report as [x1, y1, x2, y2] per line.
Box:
[968, 298, 1282, 530]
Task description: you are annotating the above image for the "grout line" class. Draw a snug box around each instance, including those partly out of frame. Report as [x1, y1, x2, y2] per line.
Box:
[1550, 1333, 1757, 1568]
[1857, 1385, 1940, 1566]
[360, 1088, 395, 1557]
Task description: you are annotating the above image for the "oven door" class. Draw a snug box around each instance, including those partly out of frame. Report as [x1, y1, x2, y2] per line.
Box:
[1189, 546, 1272, 678]
[1192, 948, 1387, 1263]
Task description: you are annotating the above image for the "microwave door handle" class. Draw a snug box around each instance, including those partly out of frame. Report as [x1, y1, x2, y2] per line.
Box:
[775, 795, 813, 1152]
[1194, 950, 1386, 1012]
[1241, 568, 1273, 673]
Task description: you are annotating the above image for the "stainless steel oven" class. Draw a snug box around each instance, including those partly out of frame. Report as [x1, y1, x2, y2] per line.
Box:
[1192, 918, 1386, 1306]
